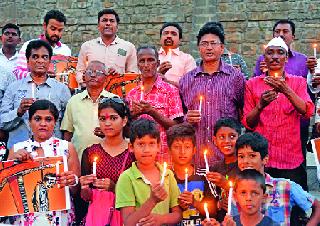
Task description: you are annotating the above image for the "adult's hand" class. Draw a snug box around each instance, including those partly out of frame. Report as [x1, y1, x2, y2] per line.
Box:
[257, 89, 278, 110]
[206, 172, 227, 188]
[93, 178, 115, 191]
[17, 98, 35, 117]
[93, 127, 105, 138]
[10, 149, 33, 161]
[158, 61, 172, 75]
[259, 60, 268, 73]
[311, 73, 320, 86]
[306, 56, 317, 73]
[57, 171, 78, 187]
[186, 110, 201, 124]
[79, 174, 96, 189]
[264, 76, 289, 93]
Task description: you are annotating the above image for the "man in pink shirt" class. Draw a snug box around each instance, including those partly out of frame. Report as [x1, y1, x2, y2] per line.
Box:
[158, 22, 196, 87]
[243, 37, 314, 190]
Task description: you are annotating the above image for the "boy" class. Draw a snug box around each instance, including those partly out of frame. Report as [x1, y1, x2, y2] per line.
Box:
[115, 118, 182, 226]
[166, 123, 217, 225]
[234, 132, 320, 226]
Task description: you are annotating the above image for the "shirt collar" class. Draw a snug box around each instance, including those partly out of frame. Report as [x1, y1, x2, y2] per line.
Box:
[194, 60, 230, 77]
[79, 89, 113, 101]
[131, 161, 168, 180]
[26, 74, 52, 87]
[97, 36, 120, 46]
[38, 34, 62, 47]
[0, 48, 18, 60]
[159, 47, 181, 56]
[222, 48, 230, 55]
[140, 74, 163, 91]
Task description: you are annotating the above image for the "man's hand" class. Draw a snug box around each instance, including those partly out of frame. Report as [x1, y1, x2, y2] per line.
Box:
[137, 213, 163, 226]
[79, 174, 96, 189]
[150, 183, 168, 204]
[206, 172, 227, 188]
[178, 191, 194, 210]
[17, 98, 35, 117]
[93, 127, 105, 138]
[107, 67, 120, 76]
[202, 218, 221, 226]
[311, 73, 320, 87]
[186, 110, 201, 124]
[257, 89, 278, 110]
[222, 215, 236, 226]
[11, 149, 33, 161]
[259, 60, 268, 73]
[132, 101, 154, 116]
[264, 76, 289, 94]
[158, 61, 172, 75]
[93, 178, 115, 191]
[307, 56, 317, 73]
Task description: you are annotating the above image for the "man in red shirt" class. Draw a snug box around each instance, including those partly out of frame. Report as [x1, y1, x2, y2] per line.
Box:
[242, 37, 314, 190]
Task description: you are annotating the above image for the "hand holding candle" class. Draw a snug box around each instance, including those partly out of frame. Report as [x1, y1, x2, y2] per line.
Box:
[160, 162, 167, 185]
[184, 168, 188, 191]
[92, 157, 98, 175]
[204, 202, 210, 220]
[227, 181, 234, 215]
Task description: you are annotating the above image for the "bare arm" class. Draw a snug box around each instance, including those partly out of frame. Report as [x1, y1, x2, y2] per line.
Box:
[308, 199, 320, 226]
[63, 131, 73, 142]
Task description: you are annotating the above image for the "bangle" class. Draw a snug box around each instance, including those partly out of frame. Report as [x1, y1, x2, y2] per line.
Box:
[70, 174, 79, 187]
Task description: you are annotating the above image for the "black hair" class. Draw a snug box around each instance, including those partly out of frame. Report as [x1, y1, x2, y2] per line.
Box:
[235, 132, 268, 160]
[98, 8, 120, 23]
[213, 117, 242, 136]
[197, 24, 225, 45]
[25, 40, 53, 60]
[166, 123, 196, 148]
[28, 99, 59, 121]
[160, 22, 183, 39]
[235, 169, 266, 193]
[44, 10, 66, 25]
[273, 19, 295, 36]
[98, 97, 131, 138]
[203, 21, 224, 34]
[137, 45, 159, 60]
[2, 23, 21, 36]
[129, 118, 160, 144]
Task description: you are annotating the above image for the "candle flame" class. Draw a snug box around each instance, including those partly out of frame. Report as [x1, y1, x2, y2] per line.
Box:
[314, 44, 317, 48]
[204, 149, 208, 155]
[200, 95, 203, 101]
[94, 157, 98, 162]
[229, 181, 233, 187]
[274, 72, 278, 78]
[204, 202, 208, 209]
[141, 85, 144, 91]
[185, 168, 188, 174]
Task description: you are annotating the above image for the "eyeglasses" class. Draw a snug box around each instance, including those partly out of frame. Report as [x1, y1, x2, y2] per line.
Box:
[199, 41, 222, 47]
[84, 70, 106, 77]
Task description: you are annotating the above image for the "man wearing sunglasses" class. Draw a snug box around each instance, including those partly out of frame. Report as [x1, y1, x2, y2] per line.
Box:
[61, 60, 117, 160]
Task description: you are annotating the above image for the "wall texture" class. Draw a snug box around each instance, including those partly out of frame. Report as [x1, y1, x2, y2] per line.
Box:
[1, 0, 320, 75]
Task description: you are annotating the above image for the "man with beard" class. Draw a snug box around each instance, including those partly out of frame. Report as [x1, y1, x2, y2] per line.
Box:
[13, 10, 71, 80]
[76, 9, 138, 87]
[158, 22, 196, 87]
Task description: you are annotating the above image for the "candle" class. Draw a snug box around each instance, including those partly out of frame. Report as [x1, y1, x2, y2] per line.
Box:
[140, 85, 144, 101]
[93, 105, 99, 126]
[31, 83, 35, 98]
[56, 161, 60, 188]
[160, 162, 167, 185]
[227, 181, 234, 215]
[204, 202, 210, 220]
[228, 51, 233, 66]
[314, 44, 317, 58]
[199, 95, 203, 114]
[274, 72, 278, 78]
[204, 149, 209, 173]
[93, 157, 98, 175]
[167, 48, 172, 62]
[184, 168, 188, 191]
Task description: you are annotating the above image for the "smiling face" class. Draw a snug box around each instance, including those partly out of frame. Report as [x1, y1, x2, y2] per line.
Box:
[27, 46, 51, 76]
[98, 14, 118, 38]
[198, 33, 224, 63]
[29, 109, 56, 142]
[237, 146, 268, 174]
[98, 107, 127, 138]
[213, 127, 238, 157]
[170, 137, 195, 166]
[131, 135, 160, 166]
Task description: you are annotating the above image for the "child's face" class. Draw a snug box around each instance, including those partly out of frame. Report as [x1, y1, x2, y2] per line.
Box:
[235, 179, 265, 216]
[170, 137, 195, 166]
[213, 127, 238, 157]
[237, 146, 267, 174]
[131, 135, 160, 166]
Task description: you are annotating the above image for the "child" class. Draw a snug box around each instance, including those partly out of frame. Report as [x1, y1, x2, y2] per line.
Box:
[205, 117, 241, 221]
[115, 118, 182, 226]
[235, 132, 320, 226]
[166, 123, 217, 226]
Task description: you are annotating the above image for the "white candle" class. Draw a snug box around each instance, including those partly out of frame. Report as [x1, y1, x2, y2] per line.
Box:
[31, 83, 35, 98]
[227, 181, 234, 215]
[228, 52, 233, 66]
[140, 85, 144, 101]
[204, 149, 209, 173]
[56, 161, 60, 188]
[199, 96, 203, 114]
[204, 202, 210, 220]
[167, 49, 172, 62]
[314, 44, 317, 58]
[160, 162, 167, 185]
[184, 168, 188, 191]
[274, 72, 278, 78]
[93, 157, 98, 175]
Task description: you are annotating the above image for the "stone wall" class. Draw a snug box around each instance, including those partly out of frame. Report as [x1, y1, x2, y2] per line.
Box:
[1, 0, 320, 75]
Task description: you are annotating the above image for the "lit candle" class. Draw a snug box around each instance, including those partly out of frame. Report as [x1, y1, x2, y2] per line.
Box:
[31, 83, 35, 99]
[314, 44, 317, 58]
[167, 48, 172, 62]
[184, 168, 188, 191]
[160, 162, 167, 185]
[56, 161, 60, 188]
[227, 181, 234, 215]
[204, 149, 209, 173]
[140, 85, 144, 101]
[204, 202, 210, 220]
[274, 72, 278, 78]
[228, 51, 233, 66]
[92, 157, 98, 175]
[199, 95, 203, 114]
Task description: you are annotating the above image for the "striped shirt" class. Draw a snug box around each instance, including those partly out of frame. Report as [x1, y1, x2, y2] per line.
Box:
[179, 61, 245, 168]
[13, 34, 71, 80]
[242, 73, 314, 169]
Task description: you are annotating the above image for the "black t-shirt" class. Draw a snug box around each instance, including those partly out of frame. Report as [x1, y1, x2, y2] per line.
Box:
[233, 215, 280, 226]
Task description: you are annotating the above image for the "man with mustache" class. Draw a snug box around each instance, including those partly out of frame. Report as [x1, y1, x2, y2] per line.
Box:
[158, 22, 196, 87]
[13, 10, 71, 80]
[76, 9, 138, 87]
[243, 37, 314, 191]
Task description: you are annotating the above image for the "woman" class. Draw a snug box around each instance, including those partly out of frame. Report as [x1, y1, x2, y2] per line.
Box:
[6, 99, 80, 225]
[80, 97, 135, 226]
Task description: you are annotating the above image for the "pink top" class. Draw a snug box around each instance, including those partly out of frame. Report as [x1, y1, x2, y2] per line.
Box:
[242, 73, 314, 169]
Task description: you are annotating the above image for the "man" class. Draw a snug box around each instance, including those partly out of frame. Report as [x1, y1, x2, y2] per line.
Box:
[76, 9, 138, 86]
[126, 45, 184, 164]
[179, 24, 245, 168]
[243, 37, 314, 190]
[196, 22, 250, 79]
[61, 60, 117, 159]
[0, 40, 71, 149]
[158, 22, 196, 86]
[13, 10, 71, 80]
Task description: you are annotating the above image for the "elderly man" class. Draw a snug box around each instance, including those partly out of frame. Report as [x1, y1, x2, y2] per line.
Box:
[76, 9, 138, 87]
[61, 60, 117, 159]
[13, 10, 71, 80]
[179, 24, 245, 168]
[243, 37, 314, 190]
[158, 22, 196, 86]
[126, 45, 184, 164]
[0, 40, 71, 149]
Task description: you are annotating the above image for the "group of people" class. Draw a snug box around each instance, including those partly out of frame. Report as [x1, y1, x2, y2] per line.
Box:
[0, 7, 320, 226]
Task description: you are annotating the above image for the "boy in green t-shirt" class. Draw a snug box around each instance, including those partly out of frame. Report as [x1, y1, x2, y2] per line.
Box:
[115, 118, 182, 226]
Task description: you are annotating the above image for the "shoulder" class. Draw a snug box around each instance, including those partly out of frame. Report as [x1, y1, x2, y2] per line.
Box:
[81, 38, 99, 48]
[180, 67, 198, 82]
[60, 43, 71, 51]
[292, 51, 307, 59]
[117, 37, 135, 48]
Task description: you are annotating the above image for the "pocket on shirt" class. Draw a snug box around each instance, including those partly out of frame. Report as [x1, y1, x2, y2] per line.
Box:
[267, 206, 285, 223]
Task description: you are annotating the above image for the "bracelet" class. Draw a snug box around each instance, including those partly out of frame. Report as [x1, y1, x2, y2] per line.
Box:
[69, 174, 79, 187]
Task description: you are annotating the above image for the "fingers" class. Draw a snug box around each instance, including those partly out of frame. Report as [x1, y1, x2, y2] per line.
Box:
[79, 174, 96, 187]
[186, 110, 201, 123]
[14, 149, 33, 161]
[158, 61, 172, 74]
[151, 184, 168, 202]
[107, 67, 117, 75]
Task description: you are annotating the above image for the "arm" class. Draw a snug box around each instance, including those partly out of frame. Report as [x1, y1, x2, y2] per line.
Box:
[80, 149, 94, 202]
[75, 43, 87, 85]
[308, 199, 320, 226]
[12, 42, 29, 80]
[66, 142, 81, 196]
[125, 44, 138, 73]
[60, 100, 74, 141]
